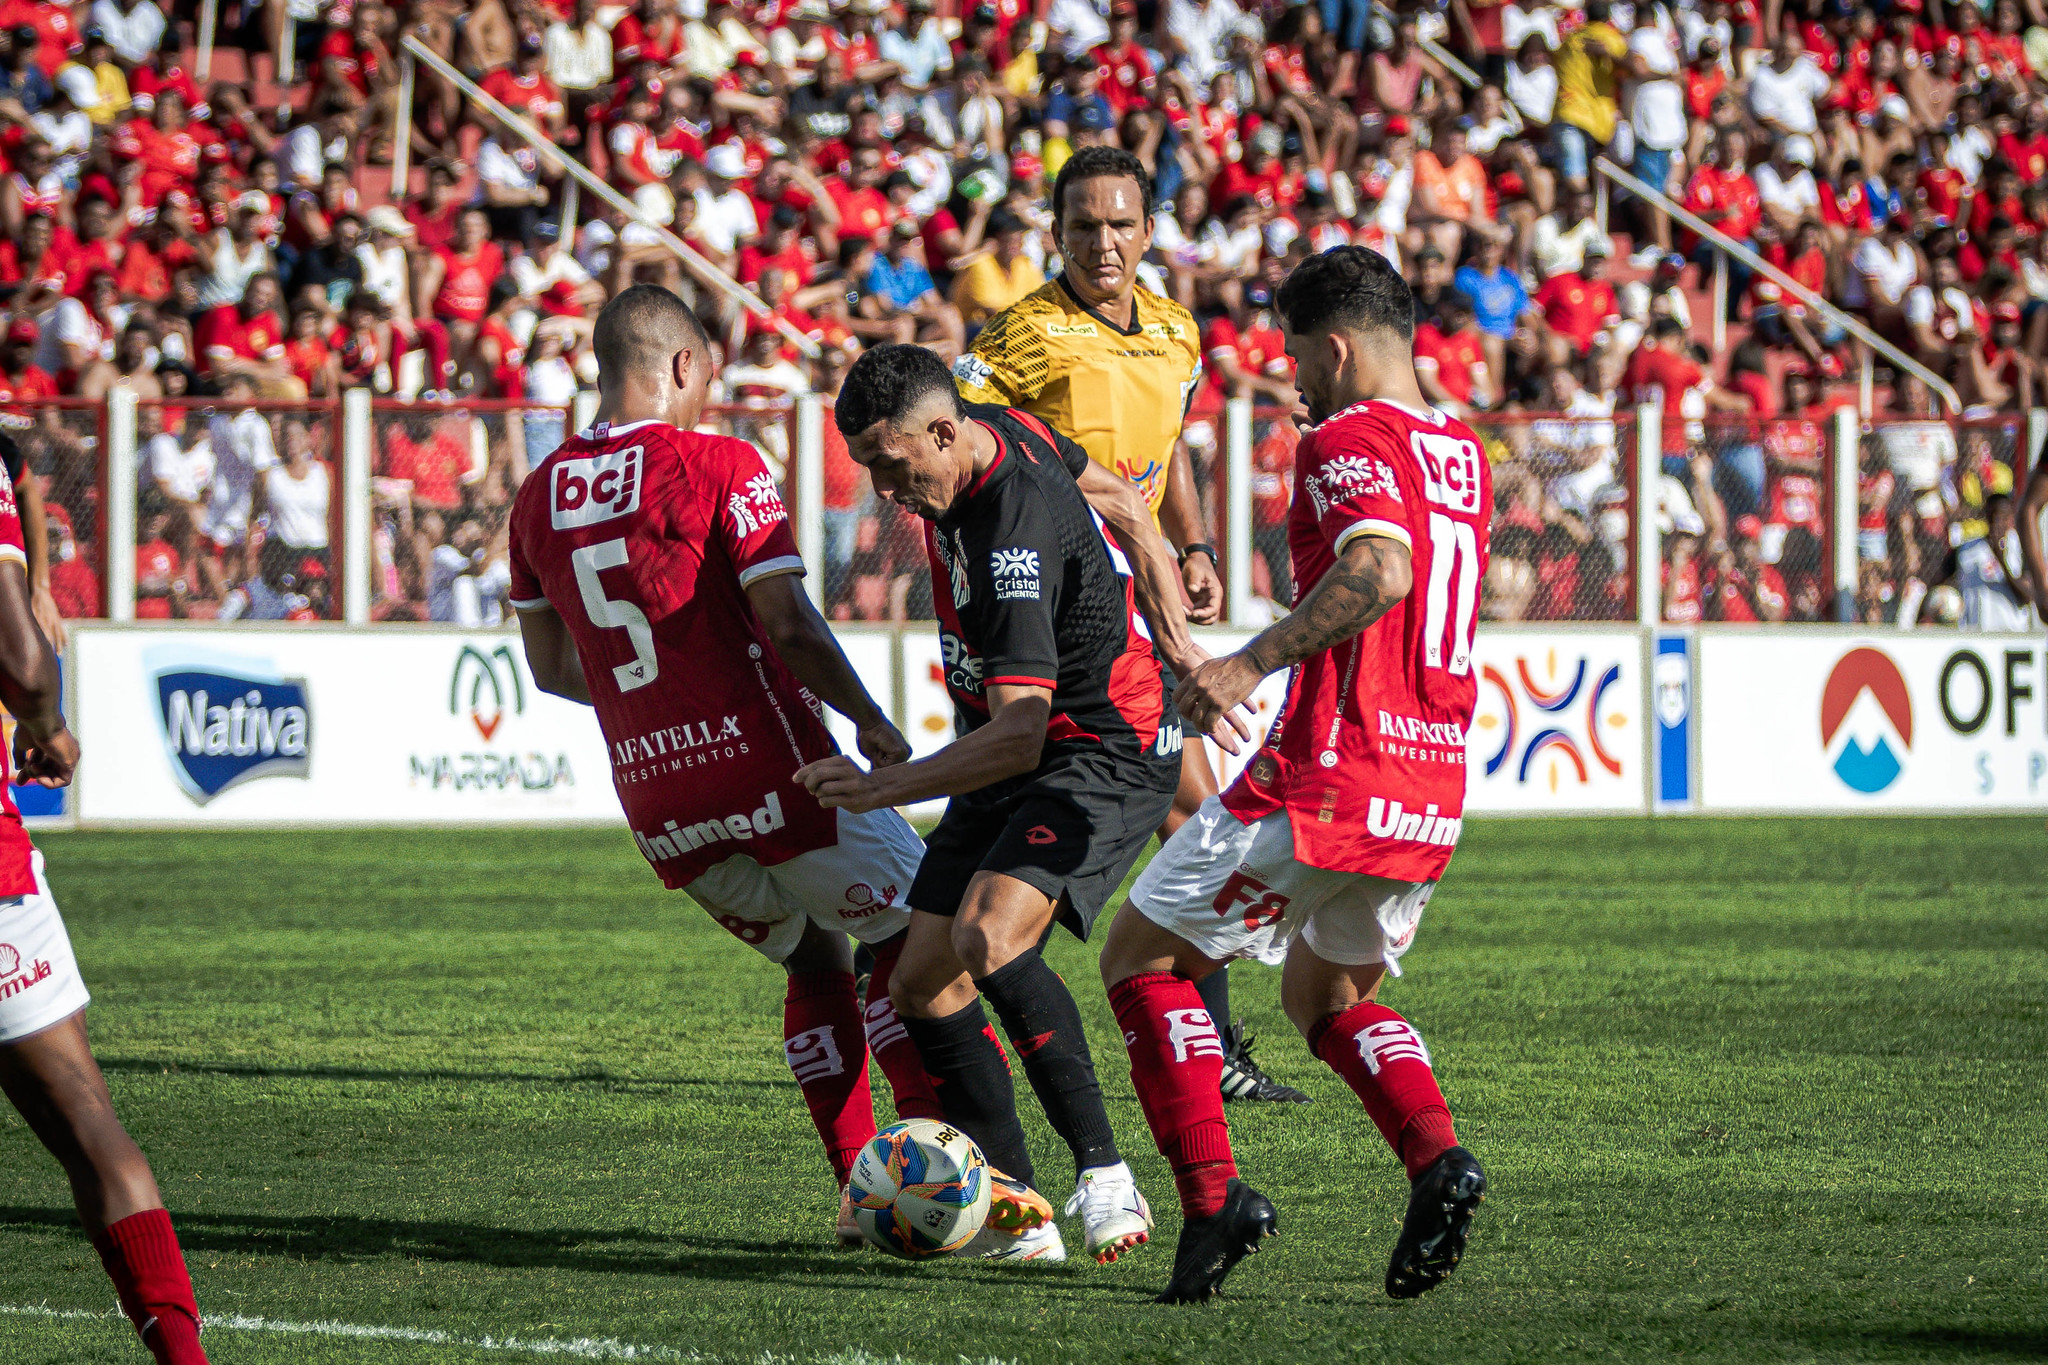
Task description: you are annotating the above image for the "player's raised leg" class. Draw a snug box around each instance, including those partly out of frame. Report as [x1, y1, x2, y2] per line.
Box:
[2, 1010, 209, 1364]
[1284, 939, 1485, 1299]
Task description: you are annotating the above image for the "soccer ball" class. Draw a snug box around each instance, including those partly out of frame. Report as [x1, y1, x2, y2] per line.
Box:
[848, 1118, 991, 1258]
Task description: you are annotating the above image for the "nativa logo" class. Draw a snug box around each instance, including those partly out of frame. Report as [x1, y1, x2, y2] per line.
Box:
[1819, 647, 1912, 794]
[153, 657, 312, 804]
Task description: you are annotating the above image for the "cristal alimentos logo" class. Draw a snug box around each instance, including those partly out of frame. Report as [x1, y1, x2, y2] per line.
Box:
[1819, 647, 1913, 794]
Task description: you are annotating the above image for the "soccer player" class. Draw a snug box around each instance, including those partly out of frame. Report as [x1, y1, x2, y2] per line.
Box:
[952, 145, 1304, 1105]
[0, 429, 210, 1363]
[799, 343, 1218, 1263]
[1097, 245, 1493, 1303]
[508, 286, 954, 1245]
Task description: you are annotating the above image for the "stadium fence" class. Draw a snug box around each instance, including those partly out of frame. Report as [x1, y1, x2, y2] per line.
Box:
[65, 390, 2045, 629]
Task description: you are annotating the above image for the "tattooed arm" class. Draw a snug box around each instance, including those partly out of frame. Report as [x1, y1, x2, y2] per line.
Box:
[1173, 534, 1414, 753]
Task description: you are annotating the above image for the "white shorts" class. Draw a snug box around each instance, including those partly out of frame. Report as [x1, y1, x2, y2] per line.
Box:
[686, 806, 924, 963]
[1129, 796, 1434, 974]
[0, 851, 91, 1043]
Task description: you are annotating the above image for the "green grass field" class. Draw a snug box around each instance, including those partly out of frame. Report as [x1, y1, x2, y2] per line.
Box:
[0, 818, 2043, 1365]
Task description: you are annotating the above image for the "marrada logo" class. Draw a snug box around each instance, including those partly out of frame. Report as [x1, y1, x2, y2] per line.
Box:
[451, 644, 524, 741]
[155, 665, 311, 804]
[1820, 647, 1913, 793]
[634, 792, 786, 862]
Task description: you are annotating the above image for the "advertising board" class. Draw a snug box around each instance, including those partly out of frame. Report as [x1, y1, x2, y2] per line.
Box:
[1463, 630, 1644, 813]
[72, 631, 624, 823]
[1700, 633, 2048, 810]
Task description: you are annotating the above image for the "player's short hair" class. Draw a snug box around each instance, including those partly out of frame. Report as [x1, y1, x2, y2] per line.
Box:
[1052, 145, 1153, 226]
[1275, 245, 1416, 344]
[592, 284, 710, 388]
[833, 343, 962, 435]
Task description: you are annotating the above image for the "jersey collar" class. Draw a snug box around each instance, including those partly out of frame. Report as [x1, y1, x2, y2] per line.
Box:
[578, 417, 667, 439]
[961, 421, 1009, 500]
[1056, 273, 1145, 338]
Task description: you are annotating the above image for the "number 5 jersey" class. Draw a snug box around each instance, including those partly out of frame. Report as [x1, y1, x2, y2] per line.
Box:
[507, 418, 840, 887]
[1221, 399, 1494, 885]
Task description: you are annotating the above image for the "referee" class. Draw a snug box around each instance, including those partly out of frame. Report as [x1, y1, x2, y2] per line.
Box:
[952, 146, 1307, 1105]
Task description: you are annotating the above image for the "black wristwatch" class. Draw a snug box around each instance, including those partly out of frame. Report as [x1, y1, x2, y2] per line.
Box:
[1178, 542, 1218, 567]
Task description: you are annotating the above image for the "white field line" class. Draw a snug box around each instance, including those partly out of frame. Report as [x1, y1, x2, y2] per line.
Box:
[0, 1304, 1016, 1365]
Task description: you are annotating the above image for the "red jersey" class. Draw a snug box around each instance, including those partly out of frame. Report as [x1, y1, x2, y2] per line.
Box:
[1093, 40, 1155, 112]
[479, 68, 564, 123]
[508, 419, 839, 888]
[1766, 469, 1826, 536]
[319, 29, 377, 96]
[1412, 323, 1487, 407]
[1203, 315, 1289, 400]
[432, 243, 505, 322]
[0, 364, 57, 403]
[1532, 272, 1616, 351]
[1707, 562, 1788, 621]
[1625, 346, 1705, 453]
[1999, 132, 2048, 183]
[1662, 556, 1702, 623]
[0, 472, 36, 894]
[197, 306, 286, 374]
[1249, 420, 1297, 529]
[1222, 400, 1492, 884]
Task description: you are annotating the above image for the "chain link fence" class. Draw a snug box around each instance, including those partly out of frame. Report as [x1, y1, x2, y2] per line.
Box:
[1857, 415, 2024, 627]
[1473, 411, 1637, 624]
[134, 399, 342, 622]
[4, 399, 106, 621]
[816, 401, 932, 623]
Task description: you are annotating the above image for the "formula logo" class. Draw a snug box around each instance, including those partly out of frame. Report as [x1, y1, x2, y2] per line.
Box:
[1472, 649, 1626, 792]
[1819, 647, 1912, 794]
[154, 661, 311, 804]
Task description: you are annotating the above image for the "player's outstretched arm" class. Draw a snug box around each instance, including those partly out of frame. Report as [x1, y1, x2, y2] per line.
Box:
[746, 570, 910, 768]
[2018, 461, 2048, 618]
[795, 684, 1051, 813]
[1176, 533, 1413, 753]
[0, 560, 75, 787]
[1072, 459, 1209, 677]
[515, 603, 594, 706]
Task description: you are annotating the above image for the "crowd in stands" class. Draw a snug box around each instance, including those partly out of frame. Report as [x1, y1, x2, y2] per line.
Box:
[0, 0, 2037, 625]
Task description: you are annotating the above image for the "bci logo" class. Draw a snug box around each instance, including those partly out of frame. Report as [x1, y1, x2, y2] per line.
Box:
[551, 445, 643, 530]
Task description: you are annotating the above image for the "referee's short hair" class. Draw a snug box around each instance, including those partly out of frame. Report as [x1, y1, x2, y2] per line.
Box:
[1052, 145, 1154, 225]
[834, 344, 963, 435]
[1275, 246, 1417, 344]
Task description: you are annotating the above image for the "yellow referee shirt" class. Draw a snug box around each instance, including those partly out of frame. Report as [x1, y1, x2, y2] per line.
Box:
[951, 277, 1203, 514]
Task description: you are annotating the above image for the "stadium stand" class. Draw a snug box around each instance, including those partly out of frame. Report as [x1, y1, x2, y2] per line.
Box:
[1, 0, 2039, 628]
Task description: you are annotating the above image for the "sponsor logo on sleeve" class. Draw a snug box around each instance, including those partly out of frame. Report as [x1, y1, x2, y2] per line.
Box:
[551, 444, 644, 529]
[727, 471, 789, 536]
[990, 547, 1041, 600]
[154, 661, 311, 804]
[953, 353, 995, 387]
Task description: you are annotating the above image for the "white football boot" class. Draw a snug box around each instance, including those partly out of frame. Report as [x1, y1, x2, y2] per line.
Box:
[1065, 1160, 1153, 1262]
[954, 1218, 1068, 1261]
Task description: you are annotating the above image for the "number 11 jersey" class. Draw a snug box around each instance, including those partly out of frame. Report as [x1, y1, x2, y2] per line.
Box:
[1220, 399, 1493, 885]
[507, 418, 839, 888]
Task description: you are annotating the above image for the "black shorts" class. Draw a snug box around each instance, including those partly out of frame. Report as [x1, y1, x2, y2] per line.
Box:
[908, 747, 1178, 940]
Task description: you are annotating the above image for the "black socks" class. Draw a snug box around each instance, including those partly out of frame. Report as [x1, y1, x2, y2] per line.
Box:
[899, 998, 1036, 1187]
[977, 948, 1121, 1177]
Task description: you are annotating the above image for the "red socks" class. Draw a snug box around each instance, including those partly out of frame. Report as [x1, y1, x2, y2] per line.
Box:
[1310, 1000, 1458, 1180]
[861, 937, 944, 1120]
[92, 1209, 207, 1365]
[783, 970, 877, 1184]
[1110, 972, 1237, 1219]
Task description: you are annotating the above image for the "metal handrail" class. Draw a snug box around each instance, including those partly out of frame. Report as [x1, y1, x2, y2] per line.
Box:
[399, 36, 822, 360]
[1593, 156, 1962, 416]
[1371, 1, 1484, 88]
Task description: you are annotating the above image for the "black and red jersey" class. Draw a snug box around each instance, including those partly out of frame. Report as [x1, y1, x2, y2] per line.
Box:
[926, 403, 1174, 776]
